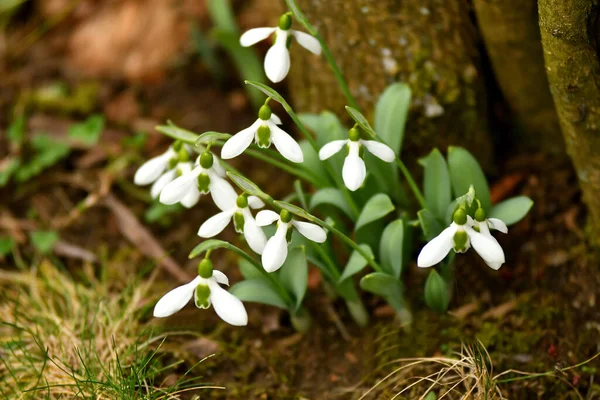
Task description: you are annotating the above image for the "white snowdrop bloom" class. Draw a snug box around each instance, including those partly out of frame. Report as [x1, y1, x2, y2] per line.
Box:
[198, 193, 267, 255]
[153, 259, 248, 326]
[319, 127, 395, 191]
[256, 209, 327, 272]
[221, 104, 303, 163]
[134, 142, 193, 186]
[417, 209, 506, 270]
[159, 151, 236, 210]
[240, 14, 321, 83]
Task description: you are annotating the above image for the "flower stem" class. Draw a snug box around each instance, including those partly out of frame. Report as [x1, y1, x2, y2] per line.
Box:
[284, 0, 360, 111]
[395, 159, 427, 209]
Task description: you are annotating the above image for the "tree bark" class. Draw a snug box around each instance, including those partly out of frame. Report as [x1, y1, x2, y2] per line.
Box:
[276, 0, 493, 166]
[539, 0, 600, 236]
[473, 0, 564, 153]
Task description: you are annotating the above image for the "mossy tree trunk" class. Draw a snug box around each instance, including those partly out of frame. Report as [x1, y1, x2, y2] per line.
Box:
[539, 0, 600, 236]
[274, 0, 493, 167]
[473, 0, 564, 153]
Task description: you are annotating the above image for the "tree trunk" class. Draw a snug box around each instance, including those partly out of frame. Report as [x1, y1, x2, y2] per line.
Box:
[277, 0, 493, 166]
[473, 0, 564, 153]
[539, 0, 600, 236]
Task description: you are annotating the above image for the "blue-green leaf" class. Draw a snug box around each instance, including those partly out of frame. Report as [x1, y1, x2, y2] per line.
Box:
[279, 246, 308, 310]
[309, 188, 354, 219]
[419, 149, 451, 221]
[238, 258, 265, 280]
[228, 172, 269, 200]
[196, 131, 231, 145]
[156, 121, 200, 144]
[299, 140, 332, 188]
[359, 272, 402, 298]
[424, 269, 451, 313]
[355, 194, 395, 231]
[298, 111, 346, 146]
[374, 83, 411, 155]
[379, 219, 409, 278]
[447, 146, 491, 211]
[345, 106, 377, 137]
[489, 196, 533, 225]
[339, 244, 373, 282]
[418, 209, 444, 241]
[229, 280, 288, 309]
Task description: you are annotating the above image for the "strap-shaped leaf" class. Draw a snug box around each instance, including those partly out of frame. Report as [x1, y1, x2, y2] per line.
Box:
[489, 196, 533, 225]
[339, 244, 373, 282]
[447, 146, 491, 211]
[156, 121, 200, 143]
[419, 148, 451, 221]
[355, 193, 395, 231]
[374, 83, 411, 156]
[379, 219, 409, 278]
[309, 188, 354, 219]
[229, 280, 288, 309]
[417, 209, 444, 241]
[424, 269, 451, 313]
[279, 246, 308, 310]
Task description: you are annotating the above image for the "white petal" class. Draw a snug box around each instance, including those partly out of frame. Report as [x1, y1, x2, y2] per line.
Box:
[207, 280, 248, 326]
[239, 27, 276, 47]
[243, 209, 267, 255]
[153, 277, 201, 318]
[180, 187, 201, 208]
[342, 153, 366, 191]
[269, 121, 304, 163]
[247, 196, 265, 209]
[198, 209, 235, 238]
[255, 210, 280, 226]
[221, 120, 261, 159]
[270, 113, 282, 125]
[209, 175, 238, 211]
[291, 30, 321, 55]
[319, 140, 347, 160]
[134, 152, 170, 185]
[159, 169, 198, 205]
[487, 218, 508, 234]
[360, 140, 396, 162]
[261, 225, 289, 272]
[417, 225, 458, 268]
[465, 225, 505, 270]
[150, 169, 176, 199]
[212, 155, 226, 177]
[264, 33, 290, 83]
[212, 270, 229, 286]
[292, 220, 327, 243]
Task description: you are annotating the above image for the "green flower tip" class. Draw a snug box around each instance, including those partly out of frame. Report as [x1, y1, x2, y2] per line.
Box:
[453, 208, 467, 225]
[258, 104, 272, 121]
[278, 14, 292, 30]
[348, 127, 360, 142]
[280, 209, 292, 223]
[198, 259, 214, 278]
[236, 194, 249, 208]
[474, 208, 486, 222]
[199, 152, 214, 169]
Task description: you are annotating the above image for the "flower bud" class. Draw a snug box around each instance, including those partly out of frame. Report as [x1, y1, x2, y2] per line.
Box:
[199, 152, 214, 169]
[278, 14, 292, 30]
[258, 105, 272, 121]
[198, 259, 214, 278]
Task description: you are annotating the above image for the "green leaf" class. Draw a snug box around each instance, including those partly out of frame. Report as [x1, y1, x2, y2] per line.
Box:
[309, 188, 354, 219]
[279, 246, 308, 310]
[298, 140, 331, 188]
[229, 280, 288, 309]
[298, 111, 346, 147]
[7, 116, 25, 145]
[359, 272, 403, 298]
[245, 80, 286, 105]
[0, 157, 20, 187]
[284, 0, 312, 29]
[189, 239, 233, 259]
[207, 0, 238, 33]
[374, 83, 411, 155]
[195, 131, 231, 145]
[447, 146, 491, 211]
[238, 258, 265, 280]
[424, 270, 451, 313]
[419, 149, 451, 221]
[380, 219, 408, 278]
[273, 200, 316, 222]
[156, 121, 200, 144]
[68, 114, 105, 146]
[489, 196, 533, 225]
[15, 134, 70, 183]
[144, 202, 183, 225]
[0, 236, 14, 257]
[30, 230, 59, 254]
[355, 193, 395, 231]
[418, 209, 444, 241]
[227, 172, 269, 199]
[345, 106, 377, 137]
[339, 244, 373, 282]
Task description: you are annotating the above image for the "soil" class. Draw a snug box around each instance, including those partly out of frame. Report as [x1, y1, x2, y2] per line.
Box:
[1, 2, 599, 399]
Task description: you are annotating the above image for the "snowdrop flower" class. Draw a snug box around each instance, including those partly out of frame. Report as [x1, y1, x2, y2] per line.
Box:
[159, 151, 236, 210]
[417, 209, 506, 270]
[198, 193, 267, 255]
[319, 127, 395, 191]
[153, 259, 248, 326]
[240, 14, 321, 83]
[221, 104, 303, 163]
[256, 209, 327, 272]
[134, 141, 189, 186]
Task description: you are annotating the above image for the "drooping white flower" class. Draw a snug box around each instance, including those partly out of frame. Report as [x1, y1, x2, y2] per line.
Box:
[240, 14, 321, 83]
[221, 104, 303, 163]
[417, 209, 506, 270]
[198, 193, 267, 255]
[319, 127, 395, 191]
[153, 259, 247, 326]
[159, 151, 236, 210]
[134, 142, 192, 187]
[256, 209, 327, 272]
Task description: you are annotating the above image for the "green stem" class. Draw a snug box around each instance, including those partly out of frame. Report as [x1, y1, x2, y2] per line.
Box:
[395, 159, 427, 209]
[284, 0, 360, 111]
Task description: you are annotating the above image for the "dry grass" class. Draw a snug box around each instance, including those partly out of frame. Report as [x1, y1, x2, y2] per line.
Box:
[0, 260, 217, 399]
